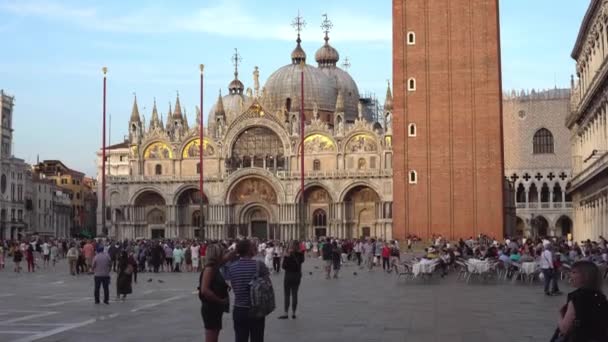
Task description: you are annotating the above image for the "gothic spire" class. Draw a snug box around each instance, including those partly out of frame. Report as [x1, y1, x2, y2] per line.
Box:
[215, 90, 226, 118]
[150, 98, 160, 130]
[183, 108, 189, 130]
[385, 80, 393, 111]
[159, 112, 165, 131]
[130, 93, 141, 122]
[173, 92, 183, 119]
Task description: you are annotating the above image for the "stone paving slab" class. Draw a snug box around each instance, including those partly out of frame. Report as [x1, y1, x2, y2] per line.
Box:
[0, 257, 579, 342]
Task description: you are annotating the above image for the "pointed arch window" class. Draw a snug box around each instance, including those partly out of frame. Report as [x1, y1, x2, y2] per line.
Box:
[533, 128, 554, 154]
[155, 164, 162, 175]
[313, 209, 327, 227]
[408, 78, 416, 91]
[409, 170, 417, 184]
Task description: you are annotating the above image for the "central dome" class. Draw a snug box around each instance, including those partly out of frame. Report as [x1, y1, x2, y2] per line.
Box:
[261, 63, 338, 122]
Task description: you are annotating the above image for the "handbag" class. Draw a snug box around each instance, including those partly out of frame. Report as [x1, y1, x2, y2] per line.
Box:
[124, 264, 134, 275]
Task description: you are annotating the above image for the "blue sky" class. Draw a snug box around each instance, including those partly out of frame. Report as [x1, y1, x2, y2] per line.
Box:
[0, 0, 590, 176]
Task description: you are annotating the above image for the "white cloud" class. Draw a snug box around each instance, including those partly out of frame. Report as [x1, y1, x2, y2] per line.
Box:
[0, 0, 390, 43]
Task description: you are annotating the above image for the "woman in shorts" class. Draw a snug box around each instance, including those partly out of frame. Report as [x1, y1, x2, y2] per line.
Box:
[199, 244, 232, 342]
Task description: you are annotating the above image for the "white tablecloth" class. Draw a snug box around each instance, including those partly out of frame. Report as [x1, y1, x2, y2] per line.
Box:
[521, 262, 539, 275]
[412, 259, 437, 277]
[467, 259, 491, 274]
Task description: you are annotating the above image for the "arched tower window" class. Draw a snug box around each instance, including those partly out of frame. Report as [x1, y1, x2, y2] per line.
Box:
[313, 159, 321, 171]
[196, 162, 201, 174]
[408, 123, 417, 137]
[533, 128, 554, 154]
[408, 78, 416, 91]
[155, 164, 162, 175]
[407, 32, 416, 45]
[409, 170, 417, 184]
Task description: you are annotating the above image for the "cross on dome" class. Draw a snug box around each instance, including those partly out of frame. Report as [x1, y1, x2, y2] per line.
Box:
[292, 11, 306, 38]
[342, 57, 351, 70]
[321, 13, 333, 42]
[232, 48, 242, 79]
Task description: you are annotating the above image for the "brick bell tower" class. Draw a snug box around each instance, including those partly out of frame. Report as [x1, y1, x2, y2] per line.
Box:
[392, 0, 505, 240]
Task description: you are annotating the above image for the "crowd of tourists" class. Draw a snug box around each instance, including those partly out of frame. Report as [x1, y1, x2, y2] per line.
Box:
[2, 234, 608, 341]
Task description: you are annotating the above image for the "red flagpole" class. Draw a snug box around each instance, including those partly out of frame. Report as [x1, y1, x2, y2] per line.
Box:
[101, 67, 107, 237]
[199, 64, 204, 238]
[300, 61, 305, 240]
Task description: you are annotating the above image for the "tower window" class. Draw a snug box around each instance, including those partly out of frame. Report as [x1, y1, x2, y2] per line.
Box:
[408, 123, 417, 137]
[408, 78, 416, 91]
[196, 162, 201, 174]
[407, 32, 416, 45]
[313, 159, 321, 171]
[409, 170, 418, 184]
[155, 164, 162, 175]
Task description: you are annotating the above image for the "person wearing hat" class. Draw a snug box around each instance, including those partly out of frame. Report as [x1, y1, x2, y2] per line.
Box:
[92, 246, 112, 304]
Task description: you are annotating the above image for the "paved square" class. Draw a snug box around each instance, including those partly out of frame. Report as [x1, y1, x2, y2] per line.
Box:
[0, 257, 573, 342]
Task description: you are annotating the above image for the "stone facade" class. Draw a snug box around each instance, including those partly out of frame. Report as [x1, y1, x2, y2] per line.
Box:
[0, 89, 30, 239]
[503, 88, 573, 237]
[568, 0, 608, 241]
[97, 22, 393, 240]
[392, 0, 504, 240]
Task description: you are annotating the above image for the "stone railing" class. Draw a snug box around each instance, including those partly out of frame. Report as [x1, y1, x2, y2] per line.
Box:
[514, 202, 573, 210]
[108, 168, 392, 184]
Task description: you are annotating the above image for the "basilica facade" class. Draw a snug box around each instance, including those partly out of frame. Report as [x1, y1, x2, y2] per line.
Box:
[97, 26, 393, 241]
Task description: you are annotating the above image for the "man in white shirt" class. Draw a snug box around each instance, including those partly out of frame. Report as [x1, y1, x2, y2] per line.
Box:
[540, 245, 561, 296]
[42, 241, 50, 268]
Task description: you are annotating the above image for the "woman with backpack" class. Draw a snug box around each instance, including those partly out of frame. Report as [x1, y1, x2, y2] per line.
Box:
[199, 243, 232, 342]
[553, 260, 608, 341]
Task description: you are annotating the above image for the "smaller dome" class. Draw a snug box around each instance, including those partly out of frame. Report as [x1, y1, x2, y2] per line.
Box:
[291, 35, 306, 64]
[228, 78, 244, 94]
[315, 38, 339, 67]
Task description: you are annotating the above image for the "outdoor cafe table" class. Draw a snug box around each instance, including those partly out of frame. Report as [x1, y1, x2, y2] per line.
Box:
[412, 259, 437, 277]
[467, 258, 491, 274]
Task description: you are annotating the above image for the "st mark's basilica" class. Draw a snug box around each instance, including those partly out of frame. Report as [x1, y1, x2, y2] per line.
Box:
[98, 16, 394, 241]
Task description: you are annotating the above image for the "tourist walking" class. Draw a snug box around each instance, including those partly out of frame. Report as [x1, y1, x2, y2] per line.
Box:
[92, 246, 111, 304]
[42, 240, 50, 268]
[227, 239, 271, 342]
[66, 243, 78, 275]
[13, 245, 22, 273]
[151, 242, 163, 273]
[191, 242, 200, 272]
[278, 241, 304, 319]
[199, 244, 232, 342]
[116, 251, 135, 300]
[173, 245, 184, 272]
[322, 239, 333, 279]
[25, 243, 34, 272]
[553, 261, 608, 341]
[83, 240, 95, 273]
[50, 243, 59, 267]
[331, 241, 341, 278]
[541, 244, 561, 296]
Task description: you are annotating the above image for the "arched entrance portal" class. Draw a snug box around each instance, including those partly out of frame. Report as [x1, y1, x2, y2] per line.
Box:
[533, 215, 549, 237]
[134, 190, 166, 239]
[343, 185, 380, 238]
[241, 206, 271, 239]
[228, 177, 278, 239]
[300, 185, 331, 238]
[555, 215, 573, 237]
[515, 216, 525, 237]
[175, 188, 207, 238]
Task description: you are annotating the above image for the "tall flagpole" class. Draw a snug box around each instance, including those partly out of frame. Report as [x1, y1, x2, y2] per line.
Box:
[300, 60, 305, 241]
[199, 64, 205, 239]
[101, 67, 107, 237]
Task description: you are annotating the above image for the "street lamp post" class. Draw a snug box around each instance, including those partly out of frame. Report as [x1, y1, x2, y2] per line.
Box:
[199, 64, 205, 239]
